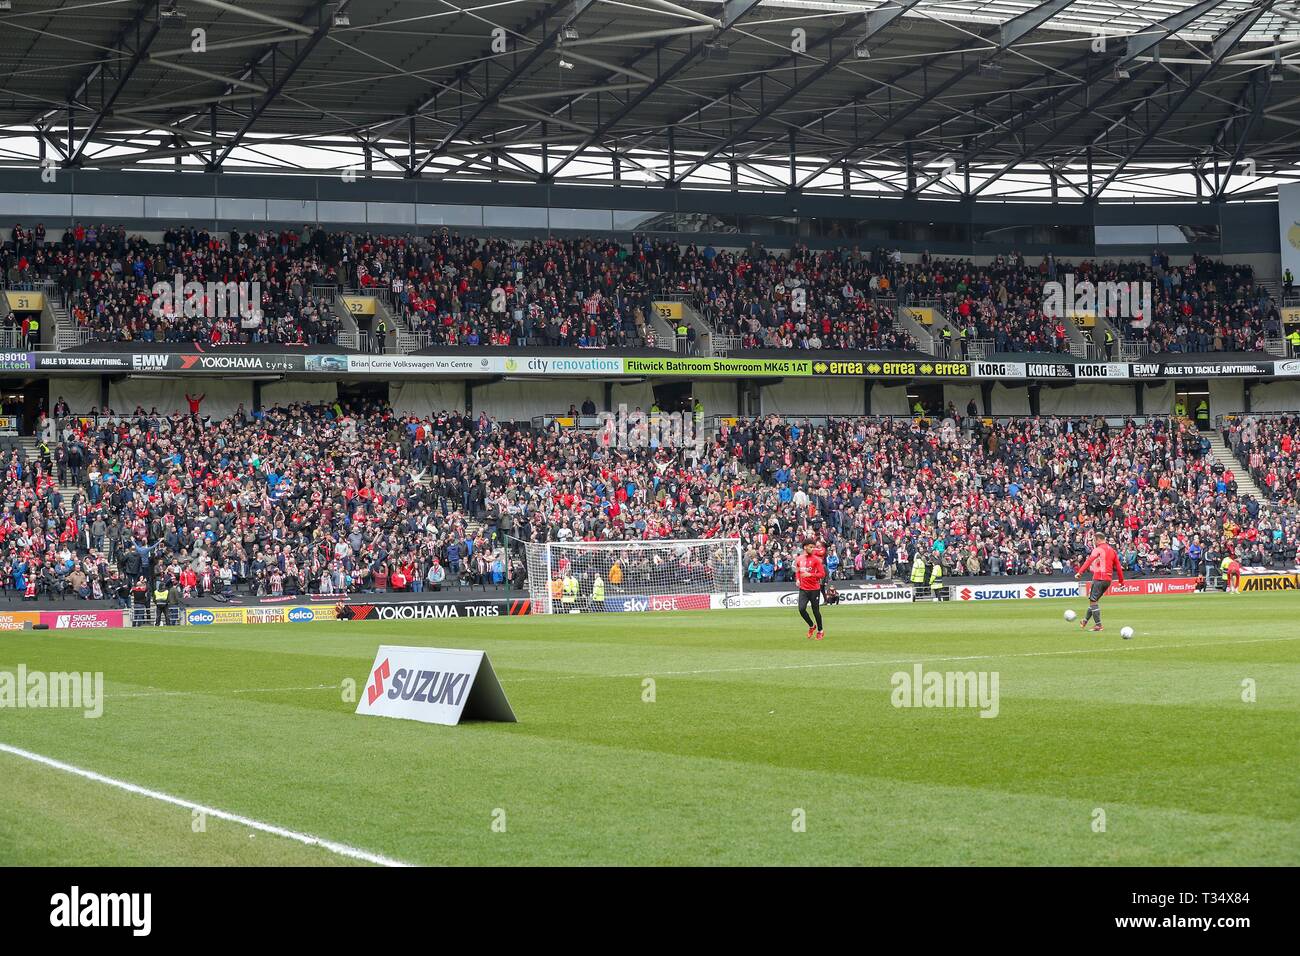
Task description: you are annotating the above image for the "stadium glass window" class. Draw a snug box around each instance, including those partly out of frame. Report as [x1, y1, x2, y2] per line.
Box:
[484, 205, 547, 229]
[416, 204, 483, 227]
[613, 210, 672, 231]
[973, 223, 1094, 247]
[549, 208, 615, 231]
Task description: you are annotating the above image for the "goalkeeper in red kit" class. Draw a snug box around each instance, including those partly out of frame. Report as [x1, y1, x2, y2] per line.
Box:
[1074, 533, 1124, 632]
[795, 539, 827, 640]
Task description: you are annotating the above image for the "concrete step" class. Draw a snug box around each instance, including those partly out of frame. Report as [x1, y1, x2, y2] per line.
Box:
[1205, 434, 1266, 499]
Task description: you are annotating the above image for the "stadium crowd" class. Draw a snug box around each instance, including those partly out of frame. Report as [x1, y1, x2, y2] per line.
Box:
[9, 222, 1280, 356]
[5, 399, 1294, 602]
[1098, 252, 1278, 353]
[1226, 415, 1300, 508]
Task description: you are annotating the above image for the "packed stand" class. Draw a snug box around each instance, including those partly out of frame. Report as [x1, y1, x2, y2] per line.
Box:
[5, 223, 342, 345]
[1095, 251, 1277, 353]
[716, 414, 1294, 582]
[6, 404, 1296, 601]
[429, 410, 1296, 584]
[673, 242, 916, 351]
[4, 402, 520, 602]
[1, 225, 1282, 353]
[389, 234, 655, 348]
[1225, 415, 1300, 508]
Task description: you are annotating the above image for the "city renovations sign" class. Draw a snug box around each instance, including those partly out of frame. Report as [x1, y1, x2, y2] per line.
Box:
[355, 646, 517, 726]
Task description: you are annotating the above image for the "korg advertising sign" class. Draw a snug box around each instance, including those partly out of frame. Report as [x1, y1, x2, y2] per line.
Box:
[355, 646, 516, 727]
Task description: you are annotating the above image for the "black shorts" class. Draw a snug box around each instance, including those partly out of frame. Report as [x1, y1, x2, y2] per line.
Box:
[798, 589, 821, 612]
[1088, 579, 1111, 602]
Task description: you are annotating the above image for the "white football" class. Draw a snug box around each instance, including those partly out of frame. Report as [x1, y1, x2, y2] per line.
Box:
[1121, 626, 1135, 640]
[1064, 609, 1077, 622]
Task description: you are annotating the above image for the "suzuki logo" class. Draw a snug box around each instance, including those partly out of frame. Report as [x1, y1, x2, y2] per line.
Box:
[366, 659, 391, 704]
[959, 587, 973, 601]
[1025, 586, 1036, 599]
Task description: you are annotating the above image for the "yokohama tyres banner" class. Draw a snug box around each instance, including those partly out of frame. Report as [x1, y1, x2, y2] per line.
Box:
[338, 599, 534, 620]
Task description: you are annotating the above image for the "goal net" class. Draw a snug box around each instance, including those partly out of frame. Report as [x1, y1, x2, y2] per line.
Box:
[525, 538, 744, 614]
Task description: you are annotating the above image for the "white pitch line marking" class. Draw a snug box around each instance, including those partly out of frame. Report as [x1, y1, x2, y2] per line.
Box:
[100, 636, 1300, 694]
[502, 635, 1300, 682]
[116, 684, 340, 699]
[0, 743, 412, 868]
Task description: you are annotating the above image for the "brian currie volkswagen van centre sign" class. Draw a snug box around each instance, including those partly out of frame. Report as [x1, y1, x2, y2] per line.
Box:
[355, 646, 517, 727]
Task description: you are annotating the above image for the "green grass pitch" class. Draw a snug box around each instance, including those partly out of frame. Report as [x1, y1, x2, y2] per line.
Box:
[1, 593, 1297, 866]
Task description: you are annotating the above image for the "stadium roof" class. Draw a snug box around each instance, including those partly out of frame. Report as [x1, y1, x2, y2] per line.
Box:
[1, 0, 1299, 202]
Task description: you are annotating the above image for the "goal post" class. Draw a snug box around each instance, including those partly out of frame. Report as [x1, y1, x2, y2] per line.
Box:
[525, 538, 744, 614]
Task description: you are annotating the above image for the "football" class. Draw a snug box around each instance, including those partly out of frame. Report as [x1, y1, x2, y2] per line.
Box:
[1064, 609, 1077, 622]
[1121, 626, 1135, 640]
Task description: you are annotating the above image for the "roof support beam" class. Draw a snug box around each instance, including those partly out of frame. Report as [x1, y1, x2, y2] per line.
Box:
[408, 0, 596, 177]
[67, 14, 163, 164]
[1117, 0, 1234, 70]
[793, 0, 1078, 189]
[539, 0, 767, 182]
[665, 0, 920, 186]
[966, 1, 1239, 196]
[30, 0, 159, 130]
[1092, 0, 1273, 196]
[207, 0, 348, 170]
[187, 0, 316, 37]
[367, 2, 566, 145]
[1216, 76, 1271, 199]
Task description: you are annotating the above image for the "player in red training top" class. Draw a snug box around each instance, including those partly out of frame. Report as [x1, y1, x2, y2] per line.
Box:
[795, 539, 827, 640]
[811, 538, 828, 600]
[1074, 533, 1124, 632]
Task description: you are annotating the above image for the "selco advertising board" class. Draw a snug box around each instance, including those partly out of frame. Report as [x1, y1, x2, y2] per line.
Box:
[185, 605, 338, 626]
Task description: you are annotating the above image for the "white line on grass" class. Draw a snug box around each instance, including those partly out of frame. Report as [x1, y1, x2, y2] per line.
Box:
[0, 743, 412, 868]
[503, 634, 1300, 682]
[104, 636, 1300, 696]
[116, 684, 340, 700]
